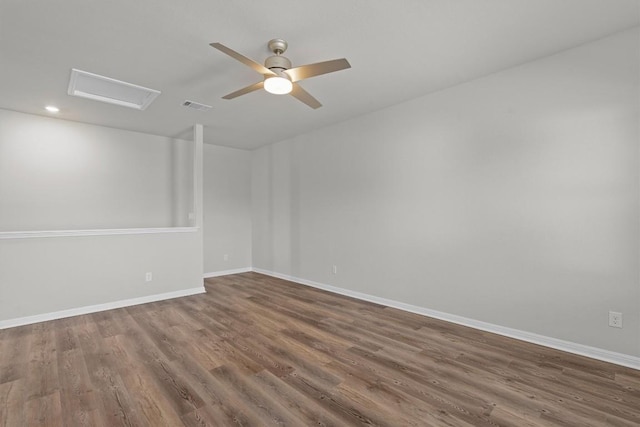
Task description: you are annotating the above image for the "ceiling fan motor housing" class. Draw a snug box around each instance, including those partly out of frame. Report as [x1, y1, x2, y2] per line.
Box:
[265, 55, 291, 71]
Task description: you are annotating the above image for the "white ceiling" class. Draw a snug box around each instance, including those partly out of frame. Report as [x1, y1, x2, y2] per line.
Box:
[1, 0, 638, 150]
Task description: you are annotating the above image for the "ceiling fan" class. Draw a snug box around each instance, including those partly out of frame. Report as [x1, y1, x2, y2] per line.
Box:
[210, 39, 351, 109]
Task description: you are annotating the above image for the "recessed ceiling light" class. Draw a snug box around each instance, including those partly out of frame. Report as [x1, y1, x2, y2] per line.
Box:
[45, 105, 60, 113]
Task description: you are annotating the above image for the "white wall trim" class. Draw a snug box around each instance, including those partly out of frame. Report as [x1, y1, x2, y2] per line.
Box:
[252, 268, 640, 371]
[0, 227, 199, 240]
[0, 286, 206, 330]
[204, 267, 252, 278]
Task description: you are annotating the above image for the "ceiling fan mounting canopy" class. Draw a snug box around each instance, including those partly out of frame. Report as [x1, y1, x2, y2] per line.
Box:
[268, 38, 288, 55]
[210, 38, 351, 109]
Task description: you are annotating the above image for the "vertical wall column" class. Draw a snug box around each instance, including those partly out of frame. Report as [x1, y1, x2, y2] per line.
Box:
[193, 124, 204, 285]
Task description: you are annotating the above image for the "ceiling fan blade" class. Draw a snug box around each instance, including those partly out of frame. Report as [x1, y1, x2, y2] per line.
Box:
[283, 58, 351, 82]
[222, 81, 264, 100]
[290, 83, 322, 109]
[210, 42, 275, 76]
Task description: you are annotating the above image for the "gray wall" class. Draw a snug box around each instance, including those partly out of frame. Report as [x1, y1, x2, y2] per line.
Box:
[0, 112, 203, 321]
[252, 28, 640, 357]
[203, 144, 252, 273]
[0, 108, 255, 323]
[0, 109, 194, 231]
[0, 232, 203, 320]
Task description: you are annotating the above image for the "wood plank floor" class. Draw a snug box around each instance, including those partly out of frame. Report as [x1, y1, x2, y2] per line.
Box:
[1, 272, 639, 426]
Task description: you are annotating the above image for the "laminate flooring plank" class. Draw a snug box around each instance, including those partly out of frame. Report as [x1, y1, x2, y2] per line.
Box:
[170, 326, 225, 372]
[109, 334, 186, 426]
[56, 348, 104, 427]
[319, 300, 428, 331]
[198, 301, 328, 379]
[313, 319, 385, 353]
[177, 303, 235, 337]
[75, 317, 107, 356]
[195, 301, 257, 339]
[165, 350, 227, 407]
[250, 369, 346, 426]
[82, 351, 143, 427]
[246, 294, 332, 326]
[222, 332, 296, 378]
[321, 316, 426, 353]
[489, 405, 555, 427]
[54, 322, 80, 353]
[210, 364, 308, 425]
[226, 336, 274, 377]
[326, 348, 499, 426]
[503, 360, 640, 421]
[601, 415, 640, 427]
[178, 366, 275, 426]
[78, 320, 145, 427]
[245, 333, 343, 389]
[243, 296, 384, 353]
[361, 343, 588, 425]
[236, 282, 358, 325]
[501, 379, 634, 427]
[333, 367, 471, 427]
[24, 321, 58, 401]
[170, 302, 211, 332]
[0, 380, 25, 427]
[334, 379, 432, 427]
[90, 310, 126, 338]
[2, 272, 639, 426]
[128, 310, 187, 362]
[211, 274, 636, 424]
[559, 366, 640, 405]
[615, 371, 640, 391]
[119, 322, 206, 416]
[239, 312, 337, 367]
[180, 403, 239, 427]
[450, 348, 638, 421]
[421, 342, 635, 425]
[0, 326, 31, 373]
[280, 369, 393, 426]
[23, 391, 62, 427]
[196, 329, 266, 376]
[0, 363, 24, 389]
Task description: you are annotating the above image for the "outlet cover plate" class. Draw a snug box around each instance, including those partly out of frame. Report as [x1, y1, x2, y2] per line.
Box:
[608, 311, 622, 328]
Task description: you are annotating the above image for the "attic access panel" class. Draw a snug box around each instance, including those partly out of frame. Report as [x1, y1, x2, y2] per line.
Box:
[68, 69, 160, 110]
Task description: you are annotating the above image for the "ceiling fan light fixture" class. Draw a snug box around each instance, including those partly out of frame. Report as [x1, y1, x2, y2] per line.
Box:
[211, 39, 351, 108]
[264, 75, 292, 95]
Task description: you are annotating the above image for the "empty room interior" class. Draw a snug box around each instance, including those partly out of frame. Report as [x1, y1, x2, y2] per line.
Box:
[1, 0, 640, 425]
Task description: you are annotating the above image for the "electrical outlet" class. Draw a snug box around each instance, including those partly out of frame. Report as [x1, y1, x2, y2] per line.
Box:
[608, 311, 622, 328]
[223, 254, 229, 262]
[332, 265, 338, 275]
[145, 272, 153, 282]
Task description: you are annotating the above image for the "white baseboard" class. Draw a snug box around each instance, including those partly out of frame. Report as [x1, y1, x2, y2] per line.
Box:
[252, 268, 640, 371]
[204, 267, 252, 278]
[0, 286, 206, 330]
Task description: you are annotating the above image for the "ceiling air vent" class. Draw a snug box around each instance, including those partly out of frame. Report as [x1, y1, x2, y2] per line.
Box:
[68, 69, 160, 110]
[182, 100, 212, 111]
